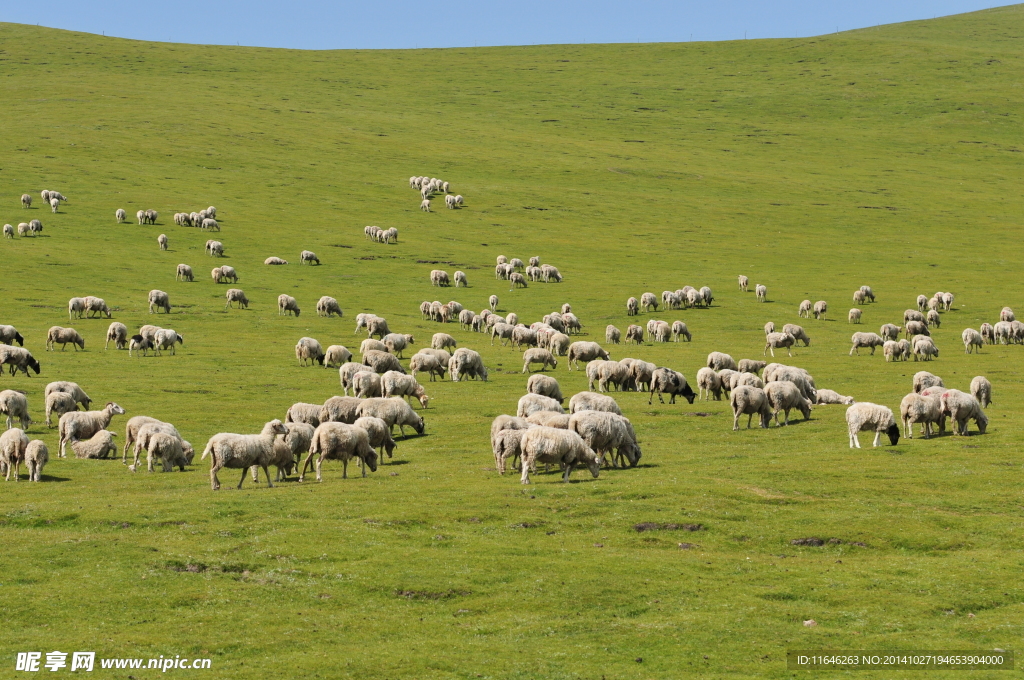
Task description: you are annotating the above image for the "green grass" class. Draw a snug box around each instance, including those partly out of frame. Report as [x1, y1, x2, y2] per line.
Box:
[1, 6, 1023, 677]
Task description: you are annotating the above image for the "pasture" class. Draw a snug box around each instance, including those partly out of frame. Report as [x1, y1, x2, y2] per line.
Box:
[1, 6, 1023, 678]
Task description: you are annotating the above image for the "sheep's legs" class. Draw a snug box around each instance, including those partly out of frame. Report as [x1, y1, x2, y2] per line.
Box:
[237, 468, 248, 489]
[262, 465, 274, 487]
[872, 431, 881, 447]
[342, 459, 348, 479]
[562, 463, 575, 482]
[210, 465, 221, 490]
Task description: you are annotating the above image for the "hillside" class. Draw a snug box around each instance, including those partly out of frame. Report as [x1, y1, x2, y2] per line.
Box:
[1, 6, 1022, 678]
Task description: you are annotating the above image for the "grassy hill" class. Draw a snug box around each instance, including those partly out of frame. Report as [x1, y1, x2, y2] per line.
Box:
[1, 6, 1022, 677]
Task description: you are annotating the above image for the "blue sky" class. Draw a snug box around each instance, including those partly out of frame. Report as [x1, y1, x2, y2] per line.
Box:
[1, 1, 1013, 49]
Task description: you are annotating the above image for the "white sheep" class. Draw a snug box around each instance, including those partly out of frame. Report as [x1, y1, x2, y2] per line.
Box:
[518, 426, 600, 484]
[927, 309, 941, 327]
[848, 308, 862, 324]
[899, 392, 942, 439]
[0, 428, 29, 480]
[706, 352, 738, 371]
[157, 234, 168, 250]
[100, 323, 123, 350]
[764, 332, 796, 357]
[970, 376, 992, 408]
[46, 326, 85, 351]
[154, 328, 183, 355]
[0, 389, 31, 430]
[624, 325, 644, 345]
[526, 374, 563, 403]
[17, 222, 30, 237]
[522, 348, 557, 373]
[353, 416, 397, 463]
[295, 337, 325, 366]
[355, 397, 425, 438]
[323, 345, 353, 368]
[568, 391, 622, 415]
[21, 193, 32, 208]
[58, 402, 126, 457]
[50, 197, 60, 213]
[71, 430, 118, 459]
[853, 290, 866, 305]
[25, 440, 48, 481]
[381, 371, 429, 408]
[845, 403, 900, 448]
[352, 370, 383, 399]
[420, 198, 431, 212]
[814, 389, 854, 405]
[731, 386, 771, 430]
[206, 240, 224, 257]
[849, 332, 885, 356]
[203, 419, 289, 489]
[3, 224, 12, 239]
[993, 321, 1013, 344]
[430, 270, 450, 287]
[939, 389, 987, 436]
[764, 380, 812, 426]
[980, 322, 995, 344]
[454, 271, 468, 287]
[362, 350, 405, 375]
[671, 321, 691, 342]
[880, 323, 901, 341]
[68, 297, 86, 321]
[640, 292, 658, 313]
[962, 328, 983, 354]
[316, 296, 342, 318]
[278, 294, 301, 316]
[1000, 306, 1015, 323]
[44, 391, 78, 428]
[596, 360, 631, 393]
[147, 289, 171, 314]
[569, 411, 641, 468]
[696, 367, 722, 401]
[175, 264, 194, 282]
[738, 275, 749, 292]
[605, 325, 621, 344]
[730, 372, 764, 391]
[942, 292, 954, 311]
[265, 256, 288, 265]
[810, 301, 826, 320]
[754, 284, 767, 302]
[566, 342, 610, 371]
[225, 289, 249, 309]
[912, 335, 939, 361]
[860, 285, 875, 302]
[449, 347, 488, 382]
[409, 352, 445, 382]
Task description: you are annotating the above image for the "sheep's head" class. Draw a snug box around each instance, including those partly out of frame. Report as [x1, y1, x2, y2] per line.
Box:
[107, 402, 126, 415]
[363, 449, 379, 472]
[583, 448, 601, 478]
[267, 420, 288, 437]
[417, 394, 430, 409]
[28, 358, 41, 374]
[885, 423, 901, 446]
[681, 382, 696, 404]
[412, 417, 425, 435]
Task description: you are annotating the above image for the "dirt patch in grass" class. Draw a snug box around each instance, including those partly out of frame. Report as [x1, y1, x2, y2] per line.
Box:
[634, 522, 705, 532]
[395, 589, 470, 600]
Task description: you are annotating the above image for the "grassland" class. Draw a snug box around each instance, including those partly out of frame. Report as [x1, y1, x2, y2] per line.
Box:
[1, 6, 1023, 678]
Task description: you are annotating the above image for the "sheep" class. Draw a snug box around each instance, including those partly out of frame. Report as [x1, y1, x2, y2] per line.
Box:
[66, 297, 86, 321]
[0, 345, 40, 376]
[849, 332, 885, 356]
[494, 263, 512, 280]
[696, 367, 722, 401]
[883, 340, 901, 362]
[44, 383, 95, 413]
[432, 332, 458, 353]
[764, 380, 812, 426]
[518, 426, 600, 484]
[927, 309, 941, 328]
[763, 332, 796, 357]
[28, 218, 42, 235]
[174, 264, 194, 282]
[128, 335, 154, 357]
[716, 369, 737, 396]
[647, 320, 670, 343]
[3, 224, 12, 238]
[83, 296, 112, 319]
[640, 292, 658, 313]
[560, 341, 606, 372]
[626, 296, 639, 316]
[516, 393, 564, 419]
[70, 430, 118, 459]
[567, 391, 622, 416]
[648, 367, 696, 405]
[366, 317, 391, 339]
[132, 422, 190, 471]
[286, 403, 323, 428]
[520, 348, 556, 374]
[738, 359, 767, 375]
[731, 372, 764, 391]
[319, 395, 361, 424]
[206, 240, 224, 257]
[46, 326, 85, 352]
[905, 320, 929, 338]
[381, 333, 413, 358]
[706, 352, 738, 372]
[493, 427, 532, 474]
[904, 309, 925, 324]
[44, 391, 78, 428]
[848, 308, 862, 324]
[512, 327, 539, 351]
[295, 337, 325, 366]
[409, 352, 445, 382]
[315, 296, 342, 318]
[323, 345, 353, 369]
[454, 194, 464, 206]
[879, 323, 901, 342]
[959, 328, 983, 354]
[156, 234, 169, 251]
[509, 272, 527, 290]
[277, 294, 301, 317]
[540, 265, 563, 283]
[993, 321, 1013, 344]
[351, 370, 383, 399]
[605, 325, 621, 344]
[265, 256, 289, 265]
[942, 292, 954, 311]
[853, 290, 866, 305]
[381, 371, 429, 408]
[980, 322, 995, 345]
[939, 389, 988, 436]
[1000, 307, 1015, 323]
[804, 301, 824, 321]
[0, 428, 29, 480]
[353, 416, 397, 463]
[49, 197, 60, 213]
[755, 284, 767, 302]
[0, 389, 31, 430]
[300, 250, 320, 265]
[219, 288, 248, 310]
[928, 296, 941, 312]
[859, 285, 875, 302]
[738, 275, 749, 292]
[419, 198, 432, 212]
[144, 289, 171, 315]
[763, 365, 816, 401]
[0, 326, 23, 347]
[970, 376, 992, 408]
[361, 349, 405, 375]
[814, 389, 854, 405]
[899, 393, 942, 439]
[525, 374, 563, 404]
[569, 411, 641, 468]
[449, 347, 488, 382]
[17, 222, 30, 237]
[845, 403, 900, 448]
[671, 320, 692, 342]
[24, 440, 47, 481]
[912, 335, 939, 361]
[20, 193, 32, 208]
[596, 360, 631, 393]
[452, 270, 468, 288]
[202, 419, 288, 489]
[355, 397, 425, 438]
[624, 325, 644, 345]
[915, 294, 927, 311]
[729, 385, 770, 430]
[57, 402, 126, 457]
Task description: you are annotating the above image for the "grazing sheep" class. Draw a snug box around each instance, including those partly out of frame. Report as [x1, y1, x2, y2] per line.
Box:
[905, 320, 929, 338]
[452, 270, 468, 288]
[526, 411, 570, 430]
[320, 395, 362, 424]
[46, 326, 85, 352]
[763, 365, 816, 401]
[526, 374, 563, 403]
[764, 380, 812, 426]
[380, 371, 429, 408]
[568, 391, 622, 416]
[664, 321, 689, 342]
[66, 297, 86, 321]
[942, 292, 954, 311]
[493, 427, 532, 474]
[0, 325, 23, 347]
[157, 234, 168, 250]
[323, 345, 353, 368]
[429, 332, 457, 354]
[57, 402, 126, 457]
[640, 292, 658, 313]
[28, 218, 42, 235]
[83, 296, 112, 319]
[540, 265, 562, 283]
[731, 372, 764, 391]
[220, 288, 249, 310]
[880, 323, 901, 341]
[980, 322, 995, 345]
[940, 389, 988, 436]
[696, 367, 722, 401]
[604, 325, 621, 344]
[351, 416, 396, 464]
[567, 341, 610, 371]
[596, 360, 630, 393]
[128, 335, 154, 357]
[409, 352, 445, 382]
[569, 411, 641, 468]
[21, 193, 32, 209]
[512, 327, 540, 351]
[119, 416, 164, 462]
[517, 394, 565, 419]
[811, 300, 826, 320]
[489, 323, 513, 347]
[355, 397, 425, 438]
[3, 224, 12, 238]
[853, 290, 866, 305]
[351, 370, 383, 399]
[316, 296, 342, 318]
[845, 403, 900, 448]
[883, 340, 901, 362]
[794, 300, 810, 318]
[50, 197, 60, 213]
[175, 264, 194, 282]
[927, 296, 941, 312]
[993, 321, 1013, 344]
[286, 403, 323, 427]
[300, 250, 320, 265]
[148, 290, 171, 314]
[848, 308, 862, 324]
[706, 352, 738, 371]
[0, 390, 31, 430]
[132, 422, 191, 472]
[295, 337, 325, 366]
[361, 349, 405, 375]
[522, 348, 557, 373]
[44, 381, 90, 409]
[265, 256, 289, 265]
[927, 309, 941, 328]
[717, 369, 737, 395]
[0, 428, 29, 480]
[202, 420, 289, 489]
[849, 332, 885, 356]
[428, 270, 451, 287]
[518, 427, 600, 484]
[815, 389, 854, 405]
[206, 240, 224, 257]
[648, 367, 696, 405]
[899, 393, 942, 439]
[24, 440, 47, 481]
[904, 309, 925, 324]
[381, 333, 414, 358]
[0, 346, 40, 376]
[449, 347, 488, 382]
[70, 429, 118, 459]
[17, 222, 30, 237]
[915, 294, 927, 311]
[970, 376, 992, 408]
[625, 325, 644, 345]
[364, 316, 391, 340]
[730, 386, 771, 430]
[44, 391, 78, 428]
[1000, 307, 1015, 323]
[738, 359, 767, 375]
[626, 296, 639, 316]
[912, 335, 939, 361]
[755, 284, 767, 302]
[508, 272, 527, 290]
[738, 275, 749, 292]
[859, 285, 875, 302]
[764, 332, 797, 357]
[962, 328, 983, 354]
[278, 294, 301, 316]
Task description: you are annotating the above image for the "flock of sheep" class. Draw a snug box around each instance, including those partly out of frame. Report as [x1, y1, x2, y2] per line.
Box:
[410, 176, 463, 212]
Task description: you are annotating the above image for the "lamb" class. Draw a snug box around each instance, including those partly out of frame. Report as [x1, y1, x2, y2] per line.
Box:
[295, 337, 325, 366]
[0, 428, 29, 480]
[526, 374, 563, 403]
[323, 345, 353, 368]
[755, 284, 767, 302]
[175, 264, 194, 282]
[927, 309, 941, 327]
[566, 341, 610, 371]
[277, 294, 301, 316]
[912, 335, 939, 361]
[696, 367, 722, 401]
[626, 297, 639, 316]
[24, 440, 48, 481]
[157, 234, 169, 250]
[132, 422, 191, 471]
[796, 300, 811, 318]
[883, 341, 901, 362]
[899, 393, 942, 439]
[355, 397, 425, 438]
[568, 391, 622, 415]
[522, 348, 557, 373]
[225, 289, 249, 309]
[518, 426, 600, 484]
[628, 360, 656, 393]
[202, 419, 289, 489]
[265, 257, 289, 265]
[764, 380, 812, 426]
[569, 411, 641, 468]
[548, 332, 571, 357]
[3, 224, 12, 238]
[46, 326, 85, 352]
[353, 416, 397, 463]
[813, 301, 827, 320]
[540, 265, 562, 283]
[942, 292, 954, 311]
[381, 371, 429, 408]
[845, 403, 900, 448]
[0, 390, 31, 430]
[420, 198, 431, 212]
[50, 197, 60, 213]
[317, 296, 343, 318]
[604, 325, 621, 344]
[905, 320, 930, 338]
[814, 389, 854, 405]
[300, 250, 320, 265]
[409, 352, 445, 381]
[730, 386, 771, 430]
[144, 289, 171, 315]
[449, 347, 488, 381]
[939, 390, 988, 436]
[493, 427, 532, 474]
[962, 328, 983, 354]
[362, 350, 405, 374]
[848, 308, 862, 324]
[648, 368, 696, 405]
[70, 430, 118, 459]
[849, 332, 885, 356]
[706, 352, 738, 371]
[970, 376, 992, 408]
[206, 240, 224, 257]
[764, 332, 796, 357]
[432, 332, 457, 352]
[639, 292, 658, 313]
[383, 333, 414, 358]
